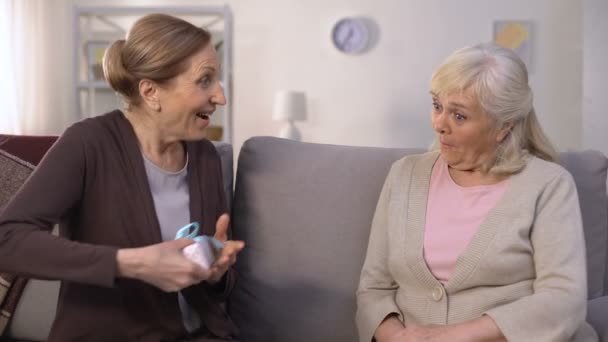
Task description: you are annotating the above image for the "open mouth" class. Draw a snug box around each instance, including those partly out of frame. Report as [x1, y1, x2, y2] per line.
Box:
[196, 112, 211, 120]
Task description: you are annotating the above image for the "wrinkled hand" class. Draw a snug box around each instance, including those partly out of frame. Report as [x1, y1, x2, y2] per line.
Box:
[207, 213, 245, 283]
[375, 314, 408, 342]
[400, 325, 459, 342]
[377, 326, 409, 342]
[404, 326, 444, 341]
[378, 325, 456, 342]
[377, 316, 503, 342]
[117, 238, 214, 292]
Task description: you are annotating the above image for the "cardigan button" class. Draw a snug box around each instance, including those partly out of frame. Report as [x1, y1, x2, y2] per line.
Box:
[432, 286, 444, 301]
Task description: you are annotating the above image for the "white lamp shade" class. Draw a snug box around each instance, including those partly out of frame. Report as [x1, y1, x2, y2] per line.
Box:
[272, 91, 307, 121]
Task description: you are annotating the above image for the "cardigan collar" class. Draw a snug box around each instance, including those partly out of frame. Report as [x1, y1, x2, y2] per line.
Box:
[403, 151, 529, 292]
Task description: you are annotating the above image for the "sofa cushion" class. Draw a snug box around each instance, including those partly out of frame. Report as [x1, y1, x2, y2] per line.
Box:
[229, 137, 422, 342]
[6, 280, 59, 341]
[559, 151, 608, 299]
[229, 137, 608, 342]
[0, 150, 35, 210]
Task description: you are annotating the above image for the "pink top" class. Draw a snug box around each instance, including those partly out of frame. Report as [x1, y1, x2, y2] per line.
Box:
[424, 156, 509, 284]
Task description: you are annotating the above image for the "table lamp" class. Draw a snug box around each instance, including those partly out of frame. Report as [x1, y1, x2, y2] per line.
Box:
[272, 90, 307, 141]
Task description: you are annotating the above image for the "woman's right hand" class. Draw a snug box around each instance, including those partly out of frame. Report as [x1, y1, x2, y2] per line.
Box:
[116, 239, 212, 292]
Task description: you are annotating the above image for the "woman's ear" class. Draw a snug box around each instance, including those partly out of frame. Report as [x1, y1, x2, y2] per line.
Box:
[496, 121, 514, 143]
[139, 79, 161, 112]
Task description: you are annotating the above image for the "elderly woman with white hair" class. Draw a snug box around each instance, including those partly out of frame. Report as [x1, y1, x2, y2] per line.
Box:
[356, 43, 598, 342]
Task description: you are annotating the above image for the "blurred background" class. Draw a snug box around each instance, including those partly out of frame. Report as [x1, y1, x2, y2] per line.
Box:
[1, 0, 606, 158]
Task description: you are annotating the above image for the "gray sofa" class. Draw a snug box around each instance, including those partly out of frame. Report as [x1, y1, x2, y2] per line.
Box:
[3, 137, 608, 341]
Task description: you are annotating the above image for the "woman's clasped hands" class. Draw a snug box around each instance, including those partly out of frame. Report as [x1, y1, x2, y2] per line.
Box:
[117, 213, 244, 292]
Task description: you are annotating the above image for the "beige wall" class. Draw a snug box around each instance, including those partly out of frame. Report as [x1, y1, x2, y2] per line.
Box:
[51, 0, 583, 155]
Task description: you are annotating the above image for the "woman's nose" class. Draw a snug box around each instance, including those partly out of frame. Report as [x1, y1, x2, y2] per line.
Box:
[433, 113, 447, 134]
[212, 83, 227, 105]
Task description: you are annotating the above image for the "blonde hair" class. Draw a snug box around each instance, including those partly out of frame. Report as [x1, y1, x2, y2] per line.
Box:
[430, 43, 557, 175]
[103, 14, 211, 108]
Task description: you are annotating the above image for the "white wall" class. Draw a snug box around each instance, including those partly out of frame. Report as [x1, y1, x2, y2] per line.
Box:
[583, 0, 608, 156]
[232, 0, 583, 154]
[54, 0, 583, 155]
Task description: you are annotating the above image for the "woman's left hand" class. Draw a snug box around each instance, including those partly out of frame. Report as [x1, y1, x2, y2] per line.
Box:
[207, 214, 245, 283]
[402, 317, 506, 342]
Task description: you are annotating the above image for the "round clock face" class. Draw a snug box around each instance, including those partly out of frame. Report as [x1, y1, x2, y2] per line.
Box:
[331, 18, 369, 54]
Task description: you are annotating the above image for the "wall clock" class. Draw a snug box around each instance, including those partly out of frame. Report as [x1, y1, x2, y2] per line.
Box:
[331, 17, 370, 54]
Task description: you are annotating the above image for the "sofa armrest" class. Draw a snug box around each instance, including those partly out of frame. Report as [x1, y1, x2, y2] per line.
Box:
[588, 296, 608, 342]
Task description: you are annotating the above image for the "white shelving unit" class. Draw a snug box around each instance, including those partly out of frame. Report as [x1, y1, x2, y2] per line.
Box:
[73, 5, 234, 143]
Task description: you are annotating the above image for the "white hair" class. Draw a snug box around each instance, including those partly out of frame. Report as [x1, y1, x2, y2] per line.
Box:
[430, 43, 557, 174]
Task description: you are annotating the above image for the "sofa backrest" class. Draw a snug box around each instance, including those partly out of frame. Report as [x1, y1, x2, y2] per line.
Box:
[559, 151, 608, 299]
[229, 137, 608, 342]
[213, 142, 234, 211]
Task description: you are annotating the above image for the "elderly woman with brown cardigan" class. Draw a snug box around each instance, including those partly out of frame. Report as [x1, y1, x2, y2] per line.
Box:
[0, 14, 244, 341]
[356, 44, 598, 342]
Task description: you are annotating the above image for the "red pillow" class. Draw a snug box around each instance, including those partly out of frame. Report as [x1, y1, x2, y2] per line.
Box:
[0, 135, 58, 166]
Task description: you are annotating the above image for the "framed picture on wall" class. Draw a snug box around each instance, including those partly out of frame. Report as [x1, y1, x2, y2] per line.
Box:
[86, 41, 109, 82]
[493, 21, 533, 72]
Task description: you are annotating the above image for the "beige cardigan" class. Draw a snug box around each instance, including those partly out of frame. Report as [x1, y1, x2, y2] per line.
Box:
[356, 152, 598, 342]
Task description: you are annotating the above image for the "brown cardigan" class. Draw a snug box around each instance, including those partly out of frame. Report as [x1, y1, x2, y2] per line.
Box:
[0, 111, 238, 342]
